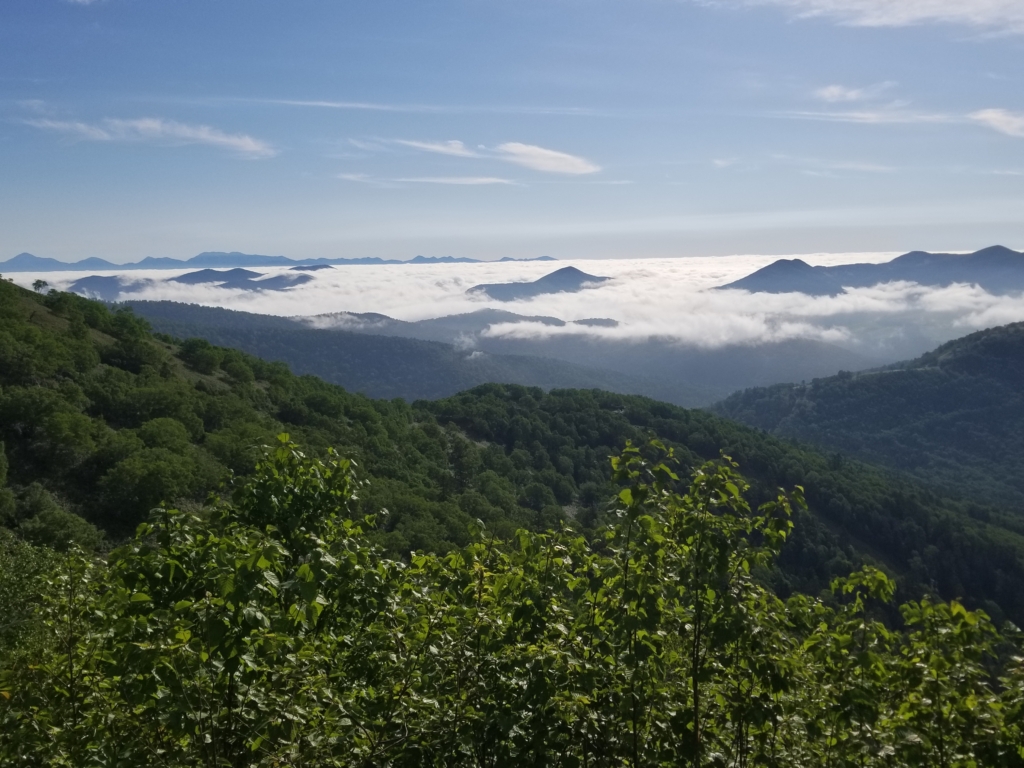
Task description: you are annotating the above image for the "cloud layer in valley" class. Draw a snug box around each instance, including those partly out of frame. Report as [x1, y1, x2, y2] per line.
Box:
[18, 253, 1024, 360]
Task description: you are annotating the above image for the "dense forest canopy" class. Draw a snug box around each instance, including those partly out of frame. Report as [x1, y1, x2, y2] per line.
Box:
[3, 437, 1024, 766]
[6, 278, 1024, 763]
[3, 278, 1024, 622]
[713, 321, 1024, 511]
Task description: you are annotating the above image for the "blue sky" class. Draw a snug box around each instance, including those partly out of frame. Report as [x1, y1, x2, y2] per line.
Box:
[2, 0, 1023, 262]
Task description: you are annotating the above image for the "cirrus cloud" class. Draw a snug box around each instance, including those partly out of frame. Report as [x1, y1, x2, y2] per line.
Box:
[23, 116, 276, 158]
[970, 108, 1024, 138]
[493, 142, 601, 174]
[395, 176, 518, 185]
[730, 0, 1024, 31]
[394, 139, 479, 157]
[390, 137, 601, 175]
[813, 82, 896, 102]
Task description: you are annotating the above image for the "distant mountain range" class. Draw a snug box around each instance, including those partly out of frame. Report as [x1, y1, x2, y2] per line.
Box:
[63, 268, 318, 300]
[468, 266, 610, 301]
[719, 245, 1024, 295]
[0, 251, 558, 273]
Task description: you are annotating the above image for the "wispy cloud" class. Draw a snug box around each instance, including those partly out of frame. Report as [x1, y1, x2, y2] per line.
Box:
[813, 82, 895, 103]
[772, 154, 895, 173]
[781, 107, 953, 124]
[970, 108, 1024, 138]
[783, 101, 1024, 140]
[339, 173, 517, 186]
[17, 99, 52, 114]
[389, 138, 601, 175]
[729, 0, 1024, 31]
[243, 98, 601, 116]
[393, 139, 479, 157]
[24, 116, 276, 157]
[494, 142, 601, 175]
[395, 176, 517, 185]
[263, 99, 432, 113]
[338, 173, 374, 183]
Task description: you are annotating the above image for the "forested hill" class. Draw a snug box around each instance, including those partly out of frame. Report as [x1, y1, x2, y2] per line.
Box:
[3, 278, 1024, 621]
[713, 321, 1024, 511]
[123, 300, 709, 405]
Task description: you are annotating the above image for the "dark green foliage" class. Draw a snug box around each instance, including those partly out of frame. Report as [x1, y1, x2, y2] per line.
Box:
[3, 278, 1024, 623]
[178, 337, 224, 374]
[714, 321, 1024, 510]
[427, 383, 1024, 622]
[2, 439, 1023, 766]
[0, 528, 55, 653]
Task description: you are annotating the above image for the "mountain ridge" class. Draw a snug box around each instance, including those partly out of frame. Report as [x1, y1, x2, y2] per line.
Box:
[719, 245, 1024, 295]
[0, 251, 558, 272]
[713, 320, 1024, 509]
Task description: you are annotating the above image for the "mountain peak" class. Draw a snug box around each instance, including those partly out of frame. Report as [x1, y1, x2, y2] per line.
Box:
[468, 267, 610, 301]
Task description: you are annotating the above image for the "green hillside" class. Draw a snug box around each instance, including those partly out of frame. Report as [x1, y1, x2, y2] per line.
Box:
[713, 322, 1024, 511]
[9, 279, 1024, 764]
[3, 279, 1024, 622]
[124, 300, 711, 405]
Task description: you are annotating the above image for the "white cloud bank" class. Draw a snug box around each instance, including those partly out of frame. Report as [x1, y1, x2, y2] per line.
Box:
[24, 117, 276, 158]
[733, 0, 1024, 31]
[22, 253, 1024, 357]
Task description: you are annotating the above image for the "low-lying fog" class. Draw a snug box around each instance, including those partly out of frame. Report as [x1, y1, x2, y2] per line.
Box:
[14, 252, 1024, 363]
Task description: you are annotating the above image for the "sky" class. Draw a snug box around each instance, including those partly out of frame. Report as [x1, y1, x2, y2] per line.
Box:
[2, 0, 1024, 262]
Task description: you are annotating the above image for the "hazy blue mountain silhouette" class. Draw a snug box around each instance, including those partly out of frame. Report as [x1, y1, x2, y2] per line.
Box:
[66, 275, 152, 301]
[66, 269, 313, 298]
[0, 251, 559, 272]
[720, 246, 1024, 296]
[166, 269, 313, 291]
[468, 266, 611, 301]
[169, 268, 265, 285]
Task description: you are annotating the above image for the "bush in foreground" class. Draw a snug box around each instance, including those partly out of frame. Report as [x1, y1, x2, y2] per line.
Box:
[2, 436, 1024, 766]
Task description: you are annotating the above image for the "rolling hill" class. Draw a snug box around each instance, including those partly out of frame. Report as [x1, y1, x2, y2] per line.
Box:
[4, 281, 1024, 623]
[127, 300, 891, 404]
[123, 301, 706, 403]
[713, 321, 1024, 510]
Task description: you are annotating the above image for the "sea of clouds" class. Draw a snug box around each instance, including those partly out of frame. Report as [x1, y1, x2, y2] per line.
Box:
[14, 252, 1024, 358]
